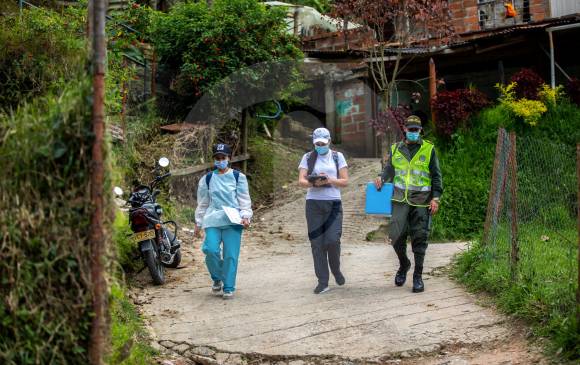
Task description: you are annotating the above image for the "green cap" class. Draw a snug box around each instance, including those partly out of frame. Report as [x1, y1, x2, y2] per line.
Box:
[406, 115, 422, 128]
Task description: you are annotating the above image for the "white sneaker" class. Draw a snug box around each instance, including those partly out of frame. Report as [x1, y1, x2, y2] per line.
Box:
[212, 281, 222, 294]
[314, 284, 329, 294]
[223, 292, 234, 300]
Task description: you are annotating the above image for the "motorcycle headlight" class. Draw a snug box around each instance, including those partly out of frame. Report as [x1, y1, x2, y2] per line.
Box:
[155, 206, 163, 215]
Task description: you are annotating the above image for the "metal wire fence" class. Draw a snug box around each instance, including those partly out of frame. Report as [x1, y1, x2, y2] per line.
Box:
[483, 128, 579, 328]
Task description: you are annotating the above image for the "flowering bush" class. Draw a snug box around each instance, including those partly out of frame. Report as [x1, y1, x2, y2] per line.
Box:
[496, 82, 547, 126]
[369, 104, 411, 136]
[509, 68, 544, 100]
[538, 84, 564, 107]
[431, 88, 490, 137]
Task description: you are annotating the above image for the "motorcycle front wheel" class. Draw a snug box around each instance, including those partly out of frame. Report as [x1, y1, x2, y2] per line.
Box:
[143, 248, 165, 285]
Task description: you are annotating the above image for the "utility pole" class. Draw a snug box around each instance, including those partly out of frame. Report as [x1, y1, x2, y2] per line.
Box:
[429, 58, 437, 124]
[88, 0, 107, 363]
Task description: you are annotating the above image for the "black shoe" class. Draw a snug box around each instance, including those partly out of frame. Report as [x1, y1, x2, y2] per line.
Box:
[394, 260, 411, 287]
[314, 283, 329, 294]
[335, 273, 346, 286]
[412, 274, 424, 293]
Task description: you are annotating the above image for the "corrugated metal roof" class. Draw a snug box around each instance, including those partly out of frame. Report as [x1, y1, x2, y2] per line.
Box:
[303, 14, 580, 59]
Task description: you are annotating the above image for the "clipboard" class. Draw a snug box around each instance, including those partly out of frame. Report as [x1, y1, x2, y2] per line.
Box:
[365, 182, 393, 216]
[223, 206, 243, 225]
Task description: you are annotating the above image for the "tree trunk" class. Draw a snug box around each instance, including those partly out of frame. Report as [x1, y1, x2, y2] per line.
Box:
[88, 0, 107, 363]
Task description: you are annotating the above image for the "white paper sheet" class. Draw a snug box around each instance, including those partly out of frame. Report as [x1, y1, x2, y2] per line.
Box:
[223, 206, 242, 225]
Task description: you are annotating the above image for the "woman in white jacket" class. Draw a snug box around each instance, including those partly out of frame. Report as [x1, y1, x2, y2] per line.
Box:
[194, 143, 252, 299]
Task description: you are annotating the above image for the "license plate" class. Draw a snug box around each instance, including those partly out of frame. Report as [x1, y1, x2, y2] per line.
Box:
[132, 229, 156, 243]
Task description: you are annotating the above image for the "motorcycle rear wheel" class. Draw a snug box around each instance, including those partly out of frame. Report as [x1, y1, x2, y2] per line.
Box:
[143, 249, 165, 285]
[164, 249, 182, 268]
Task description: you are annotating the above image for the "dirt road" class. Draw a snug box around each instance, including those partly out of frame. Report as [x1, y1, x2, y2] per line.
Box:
[133, 159, 547, 365]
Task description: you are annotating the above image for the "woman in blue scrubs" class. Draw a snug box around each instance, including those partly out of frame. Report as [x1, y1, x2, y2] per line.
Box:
[194, 143, 252, 299]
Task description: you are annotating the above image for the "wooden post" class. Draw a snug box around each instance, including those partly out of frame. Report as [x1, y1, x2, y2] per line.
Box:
[509, 132, 519, 281]
[429, 58, 437, 124]
[483, 128, 506, 245]
[293, 8, 299, 36]
[241, 108, 248, 173]
[89, 0, 107, 363]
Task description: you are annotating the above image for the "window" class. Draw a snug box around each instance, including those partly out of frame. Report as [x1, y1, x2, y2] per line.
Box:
[479, 9, 489, 27]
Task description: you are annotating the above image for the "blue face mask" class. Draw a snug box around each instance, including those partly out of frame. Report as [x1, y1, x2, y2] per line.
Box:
[315, 145, 330, 155]
[406, 131, 420, 142]
[214, 160, 228, 170]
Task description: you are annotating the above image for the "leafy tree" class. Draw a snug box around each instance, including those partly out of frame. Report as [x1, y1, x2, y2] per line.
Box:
[150, 0, 303, 119]
[332, 0, 455, 109]
[284, 0, 334, 13]
[0, 7, 86, 111]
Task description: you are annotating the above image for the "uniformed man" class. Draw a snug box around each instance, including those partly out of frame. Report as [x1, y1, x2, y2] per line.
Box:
[374, 115, 443, 293]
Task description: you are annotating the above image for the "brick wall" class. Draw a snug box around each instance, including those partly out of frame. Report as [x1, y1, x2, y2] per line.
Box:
[334, 79, 371, 155]
[448, 0, 550, 34]
[449, 0, 480, 34]
[530, 0, 549, 21]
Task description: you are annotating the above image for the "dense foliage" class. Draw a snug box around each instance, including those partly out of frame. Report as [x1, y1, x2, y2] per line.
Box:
[150, 0, 303, 118]
[430, 106, 500, 239]
[370, 104, 411, 136]
[440, 84, 580, 358]
[509, 68, 544, 100]
[431, 88, 490, 138]
[288, 0, 333, 13]
[432, 90, 580, 239]
[0, 7, 86, 111]
[497, 82, 565, 126]
[0, 81, 95, 365]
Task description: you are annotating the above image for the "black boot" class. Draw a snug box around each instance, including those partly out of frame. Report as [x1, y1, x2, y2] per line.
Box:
[412, 266, 424, 293]
[394, 257, 411, 287]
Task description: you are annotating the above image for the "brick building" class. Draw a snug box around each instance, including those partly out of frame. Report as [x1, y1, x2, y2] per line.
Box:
[288, 1, 580, 158]
[449, 0, 579, 34]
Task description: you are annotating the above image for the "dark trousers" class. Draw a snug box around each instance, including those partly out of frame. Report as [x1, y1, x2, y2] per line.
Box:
[389, 201, 431, 275]
[305, 200, 343, 286]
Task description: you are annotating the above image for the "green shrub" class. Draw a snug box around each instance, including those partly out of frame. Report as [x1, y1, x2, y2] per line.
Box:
[432, 100, 580, 240]
[113, 211, 142, 274]
[0, 80, 95, 364]
[108, 283, 157, 365]
[150, 0, 303, 119]
[454, 229, 579, 359]
[247, 135, 303, 205]
[0, 7, 86, 111]
[430, 125, 498, 240]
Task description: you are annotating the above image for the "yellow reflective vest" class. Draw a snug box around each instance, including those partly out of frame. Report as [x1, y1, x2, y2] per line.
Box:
[391, 140, 434, 207]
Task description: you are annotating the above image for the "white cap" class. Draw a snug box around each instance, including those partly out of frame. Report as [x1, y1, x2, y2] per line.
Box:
[312, 127, 331, 144]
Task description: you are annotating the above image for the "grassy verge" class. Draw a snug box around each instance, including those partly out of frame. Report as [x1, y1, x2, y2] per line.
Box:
[247, 136, 304, 207]
[453, 223, 579, 360]
[108, 283, 157, 365]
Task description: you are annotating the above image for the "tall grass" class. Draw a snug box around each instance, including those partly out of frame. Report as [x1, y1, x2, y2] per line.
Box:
[0, 81, 95, 364]
[454, 224, 579, 359]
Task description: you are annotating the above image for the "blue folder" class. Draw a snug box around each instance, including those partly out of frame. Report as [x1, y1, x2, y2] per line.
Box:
[365, 182, 393, 216]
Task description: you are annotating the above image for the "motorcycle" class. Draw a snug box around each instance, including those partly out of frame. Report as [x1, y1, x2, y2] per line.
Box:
[114, 157, 182, 285]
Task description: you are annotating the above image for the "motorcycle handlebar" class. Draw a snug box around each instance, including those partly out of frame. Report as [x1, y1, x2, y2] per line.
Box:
[150, 172, 172, 188]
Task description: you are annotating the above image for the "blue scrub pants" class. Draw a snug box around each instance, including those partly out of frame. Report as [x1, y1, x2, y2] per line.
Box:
[202, 225, 243, 293]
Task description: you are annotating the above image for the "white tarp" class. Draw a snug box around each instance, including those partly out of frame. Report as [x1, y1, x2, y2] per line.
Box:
[264, 1, 361, 36]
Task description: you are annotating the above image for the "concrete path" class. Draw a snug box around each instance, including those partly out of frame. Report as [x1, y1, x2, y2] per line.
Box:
[134, 159, 546, 365]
